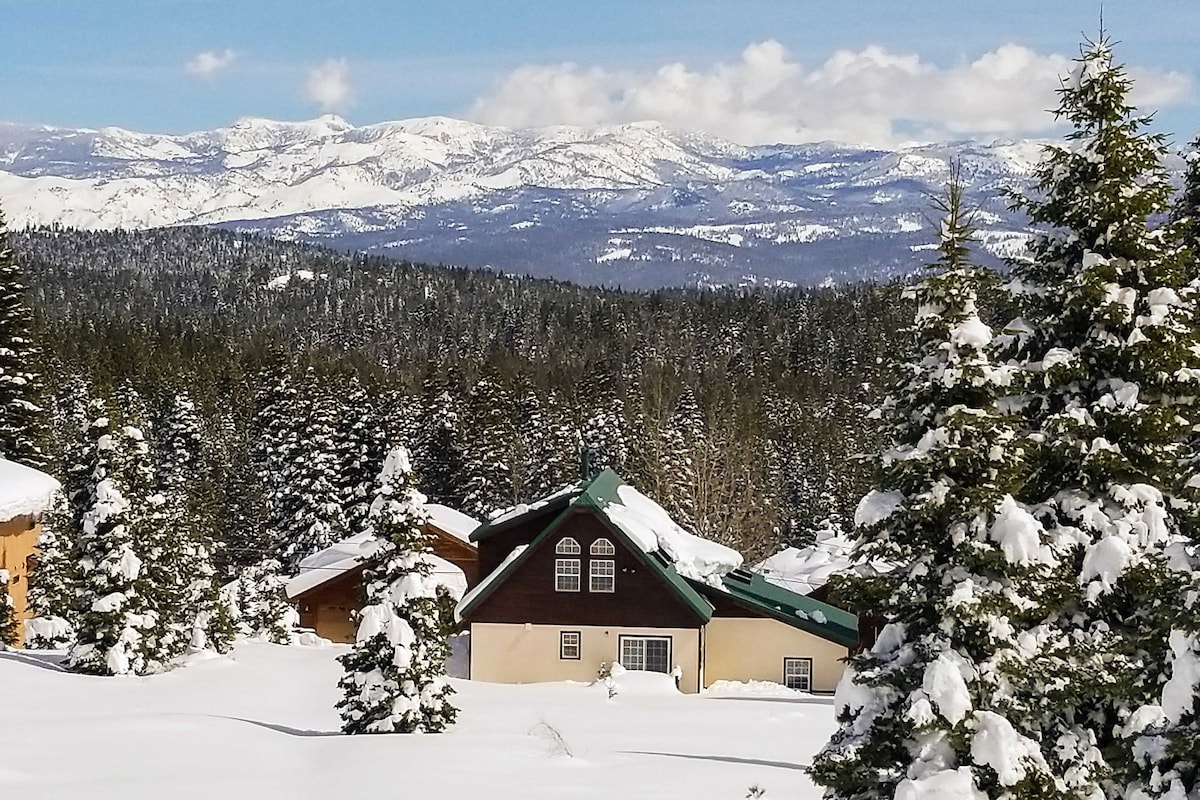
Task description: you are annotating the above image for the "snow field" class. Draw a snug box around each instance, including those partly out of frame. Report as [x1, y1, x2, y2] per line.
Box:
[0, 641, 837, 800]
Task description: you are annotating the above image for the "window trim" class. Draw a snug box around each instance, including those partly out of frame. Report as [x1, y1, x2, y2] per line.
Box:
[783, 657, 813, 692]
[617, 634, 673, 674]
[556, 537, 581, 555]
[589, 558, 615, 593]
[555, 558, 581, 592]
[590, 538, 616, 556]
[560, 630, 582, 660]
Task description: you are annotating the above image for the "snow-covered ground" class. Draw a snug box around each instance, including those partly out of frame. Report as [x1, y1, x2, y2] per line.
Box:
[0, 641, 837, 799]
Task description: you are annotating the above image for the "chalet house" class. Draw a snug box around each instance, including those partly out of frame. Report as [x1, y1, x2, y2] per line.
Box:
[455, 470, 858, 694]
[0, 458, 61, 648]
[286, 504, 480, 643]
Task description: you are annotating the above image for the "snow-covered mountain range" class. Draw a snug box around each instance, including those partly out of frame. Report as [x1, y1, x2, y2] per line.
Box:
[0, 114, 1068, 287]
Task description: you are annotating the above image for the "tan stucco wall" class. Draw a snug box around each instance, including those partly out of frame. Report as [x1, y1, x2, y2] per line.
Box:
[703, 617, 849, 693]
[470, 623, 704, 693]
[0, 516, 40, 648]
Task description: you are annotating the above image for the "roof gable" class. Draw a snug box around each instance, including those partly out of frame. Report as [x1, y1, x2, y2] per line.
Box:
[455, 503, 715, 624]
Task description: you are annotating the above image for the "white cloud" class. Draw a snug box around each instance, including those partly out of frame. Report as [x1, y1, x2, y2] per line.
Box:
[305, 58, 354, 113]
[185, 49, 237, 79]
[467, 40, 1193, 146]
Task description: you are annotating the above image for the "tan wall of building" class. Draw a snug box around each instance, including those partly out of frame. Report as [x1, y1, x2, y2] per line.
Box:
[703, 617, 849, 693]
[0, 516, 40, 648]
[470, 623, 704, 693]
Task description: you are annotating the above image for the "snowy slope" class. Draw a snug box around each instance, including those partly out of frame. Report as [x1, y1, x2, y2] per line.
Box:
[0, 641, 838, 799]
[1, 115, 1164, 287]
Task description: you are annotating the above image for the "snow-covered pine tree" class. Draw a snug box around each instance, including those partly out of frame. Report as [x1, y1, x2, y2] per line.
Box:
[810, 168, 1063, 800]
[337, 376, 387, 538]
[0, 206, 48, 468]
[26, 376, 94, 648]
[230, 558, 293, 643]
[580, 401, 628, 478]
[461, 373, 516, 517]
[1004, 35, 1200, 799]
[68, 406, 153, 675]
[659, 388, 705, 532]
[158, 393, 234, 654]
[1173, 132, 1200, 250]
[519, 389, 578, 498]
[24, 504, 78, 648]
[337, 447, 456, 734]
[271, 373, 348, 573]
[417, 385, 466, 509]
[0, 569, 17, 647]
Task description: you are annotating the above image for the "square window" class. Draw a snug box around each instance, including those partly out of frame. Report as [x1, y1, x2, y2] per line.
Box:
[589, 559, 615, 592]
[784, 657, 812, 692]
[560, 631, 581, 660]
[555, 559, 581, 592]
[618, 635, 672, 673]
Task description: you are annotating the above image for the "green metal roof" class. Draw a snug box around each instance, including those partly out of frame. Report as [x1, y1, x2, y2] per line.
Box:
[460, 469, 859, 648]
[695, 568, 859, 647]
[458, 469, 715, 623]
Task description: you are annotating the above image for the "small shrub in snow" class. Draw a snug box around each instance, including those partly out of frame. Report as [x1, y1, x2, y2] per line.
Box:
[336, 446, 457, 734]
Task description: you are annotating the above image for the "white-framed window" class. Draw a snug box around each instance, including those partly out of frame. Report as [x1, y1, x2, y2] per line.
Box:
[784, 657, 813, 692]
[589, 559, 615, 593]
[555, 559, 581, 592]
[556, 537, 581, 555]
[590, 538, 615, 556]
[560, 631, 581, 660]
[618, 635, 672, 673]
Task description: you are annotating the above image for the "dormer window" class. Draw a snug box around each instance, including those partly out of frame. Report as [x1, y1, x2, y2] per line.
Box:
[556, 537, 581, 555]
[590, 538, 615, 556]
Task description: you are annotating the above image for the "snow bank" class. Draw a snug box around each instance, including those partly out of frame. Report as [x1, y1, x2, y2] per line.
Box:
[0, 458, 60, 522]
[704, 679, 812, 698]
[605, 485, 742, 586]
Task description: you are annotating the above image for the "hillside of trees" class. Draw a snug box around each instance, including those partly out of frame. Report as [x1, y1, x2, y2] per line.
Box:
[14, 225, 913, 568]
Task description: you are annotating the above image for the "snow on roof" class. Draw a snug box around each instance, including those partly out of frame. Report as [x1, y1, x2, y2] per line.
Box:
[425, 503, 480, 545]
[454, 544, 527, 623]
[753, 525, 892, 596]
[483, 481, 583, 529]
[0, 458, 60, 522]
[602, 485, 742, 587]
[286, 528, 467, 601]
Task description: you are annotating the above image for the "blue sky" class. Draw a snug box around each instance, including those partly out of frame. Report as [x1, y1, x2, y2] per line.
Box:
[3, 0, 1198, 145]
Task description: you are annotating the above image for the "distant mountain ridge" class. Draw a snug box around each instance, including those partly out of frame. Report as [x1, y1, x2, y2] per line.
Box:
[0, 114, 1135, 287]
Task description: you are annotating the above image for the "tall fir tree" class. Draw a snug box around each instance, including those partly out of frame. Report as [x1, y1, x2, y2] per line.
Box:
[336, 447, 457, 734]
[68, 405, 153, 675]
[461, 373, 516, 517]
[1004, 36, 1199, 799]
[811, 170, 1063, 800]
[418, 387, 466, 508]
[1173, 132, 1200, 251]
[0, 207, 48, 467]
[659, 388, 705, 532]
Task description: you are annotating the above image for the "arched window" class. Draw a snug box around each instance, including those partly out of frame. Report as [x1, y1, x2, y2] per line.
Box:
[590, 538, 615, 556]
[556, 537, 581, 555]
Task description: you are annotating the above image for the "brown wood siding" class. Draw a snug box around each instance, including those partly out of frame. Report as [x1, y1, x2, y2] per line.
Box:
[1, 515, 42, 647]
[296, 568, 363, 644]
[431, 534, 479, 586]
[470, 508, 704, 629]
[476, 510, 564, 576]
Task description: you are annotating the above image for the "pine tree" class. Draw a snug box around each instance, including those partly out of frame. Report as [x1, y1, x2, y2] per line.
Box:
[336, 447, 457, 734]
[158, 393, 234, 654]
[230, 558, 293, 643]
[0, 207, 48, 468]
[660, 388, 705, 531]
[461, 373, 516, 517]
[418, 388, 466, 508]
[0, 568, 17, 647]
[811, 170, 1063, 799]
[68, 406, 153, 676]
[337, 376, 387, 538]
[1173, 132, 1200, 251]
[580, 401, 628, 478]
[24, 508, 77, 648]
[1004, 36, 1199, 799]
